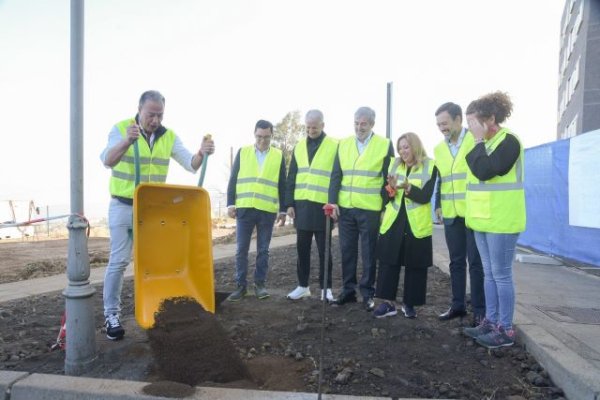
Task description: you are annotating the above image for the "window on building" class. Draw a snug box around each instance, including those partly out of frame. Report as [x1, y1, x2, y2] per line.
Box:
[566, 114, 578, 138]
[572, 58, 580, 93]
[568, 26, 578, 59]
[574, 1, 584, 33]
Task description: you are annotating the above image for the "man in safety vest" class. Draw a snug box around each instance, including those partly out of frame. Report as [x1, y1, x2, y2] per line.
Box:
[284, 110, 338, 302]
[100, 90, 215, 341]
[328, 106, 394, 311]
[433, 102, 485, 326]
[226, 120, 287, 302]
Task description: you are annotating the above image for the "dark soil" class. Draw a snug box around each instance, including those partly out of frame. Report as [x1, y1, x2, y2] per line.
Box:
[142, 380, 195, 398]
[0, 236, 566, 399]
[148, 297, 249, 385]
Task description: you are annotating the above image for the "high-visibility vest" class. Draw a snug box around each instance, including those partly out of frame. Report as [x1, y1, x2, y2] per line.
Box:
[293, 136, 338, 204]
[338, 135, 390, 211]
[235, 145, 283, 213]
[109, 118, 175, 199]
[433, 131, 475, 219]
[465, 128, 526, 233]
[380, 157, 435, 238]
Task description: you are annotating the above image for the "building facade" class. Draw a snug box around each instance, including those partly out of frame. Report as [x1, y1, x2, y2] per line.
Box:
[557, 0, 600, 139]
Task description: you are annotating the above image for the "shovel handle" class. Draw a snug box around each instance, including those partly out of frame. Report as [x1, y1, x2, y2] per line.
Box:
[197, 134, 212, 187]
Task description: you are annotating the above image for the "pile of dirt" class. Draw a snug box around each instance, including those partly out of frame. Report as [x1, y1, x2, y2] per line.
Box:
[148, 297, 249, 386]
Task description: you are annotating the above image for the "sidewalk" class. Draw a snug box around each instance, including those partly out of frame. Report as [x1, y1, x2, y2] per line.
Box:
[2, 228, 600, 399]
[0, 234, 297, 303]
[432, 225, 600, 400]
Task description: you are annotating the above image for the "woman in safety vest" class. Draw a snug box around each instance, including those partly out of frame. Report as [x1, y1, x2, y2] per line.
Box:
[373, 132, 439, 319]
[462, 92, 526, 349]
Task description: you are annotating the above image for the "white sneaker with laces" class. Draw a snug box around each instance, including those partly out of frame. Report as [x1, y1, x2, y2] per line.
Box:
[321, 288, 334, 301]
[287, 286, 311, 300]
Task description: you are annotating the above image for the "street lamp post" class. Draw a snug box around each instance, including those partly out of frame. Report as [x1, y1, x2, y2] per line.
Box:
[64, 0, 97, 375]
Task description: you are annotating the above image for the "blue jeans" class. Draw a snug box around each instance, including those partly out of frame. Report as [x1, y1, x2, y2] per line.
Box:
[103, 198, 133, 317]
[474, 231, 519, 330]
[235, 208, 276, 287]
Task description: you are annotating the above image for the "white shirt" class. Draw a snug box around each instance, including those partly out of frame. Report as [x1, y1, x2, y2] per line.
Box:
[356, 132, 374, 155]
[100, 124, 196, 172]
[447, 128, 467, 158]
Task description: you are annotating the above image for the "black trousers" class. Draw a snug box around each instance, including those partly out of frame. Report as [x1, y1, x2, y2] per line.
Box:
[375, 262, 428, 306]
[296, 229, 333, 288]
[444, 217, 485, 316]
[338, 207, 380, 299]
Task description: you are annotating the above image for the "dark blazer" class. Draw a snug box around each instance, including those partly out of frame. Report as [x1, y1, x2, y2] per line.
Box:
[327, 134, 394, 207]
[284, 133, 332, 231]
[227, 147, 287, 217]
[377, 166, 439, 268]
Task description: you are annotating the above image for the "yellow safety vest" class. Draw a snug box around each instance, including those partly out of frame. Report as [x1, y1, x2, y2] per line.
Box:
[293, 136, 338, 204]
[434, 131, 475, 219]
[338, 135, 390, 211]
[380, 157, 435, 238]
[109, 118, 175, 199]
[465, 129, 526, 233]
[235, 145, 283, 213]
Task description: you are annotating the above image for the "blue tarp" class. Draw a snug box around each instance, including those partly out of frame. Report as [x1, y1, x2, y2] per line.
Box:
[519, 138, 600, 267]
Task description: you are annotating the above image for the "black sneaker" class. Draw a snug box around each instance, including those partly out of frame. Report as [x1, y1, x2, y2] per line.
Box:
[227, 285, 247, 302]
[254, 282, 270, 299]
[401, 304, 417, 319]
[363, 297, 375, 312]
[105, 314, 125, 340]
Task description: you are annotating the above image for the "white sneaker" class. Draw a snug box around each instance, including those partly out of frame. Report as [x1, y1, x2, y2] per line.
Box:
[287, 286, 311, 300]
[321, 288, 334, 301]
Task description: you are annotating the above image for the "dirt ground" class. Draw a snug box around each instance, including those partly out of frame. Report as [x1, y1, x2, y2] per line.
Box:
[0, 235, 566, 399]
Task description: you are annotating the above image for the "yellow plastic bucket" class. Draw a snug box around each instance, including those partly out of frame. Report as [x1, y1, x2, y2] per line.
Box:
[133, 183, 215, 329]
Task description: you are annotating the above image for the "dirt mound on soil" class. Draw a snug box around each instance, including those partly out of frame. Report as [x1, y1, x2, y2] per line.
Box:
[142, 380, 195, 398]
[148, 297, 250, 386]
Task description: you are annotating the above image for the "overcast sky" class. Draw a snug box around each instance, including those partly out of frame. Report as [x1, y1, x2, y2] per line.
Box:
[0, 0, 564, 219]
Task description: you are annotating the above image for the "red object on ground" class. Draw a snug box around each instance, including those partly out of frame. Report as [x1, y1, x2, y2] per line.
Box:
[50, 312, 66, 351]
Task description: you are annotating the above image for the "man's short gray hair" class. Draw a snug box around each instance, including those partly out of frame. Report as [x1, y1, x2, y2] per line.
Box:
[354, 106, 375, 124]
[139, 90, 165, 108]
[305, 109, 324, 123]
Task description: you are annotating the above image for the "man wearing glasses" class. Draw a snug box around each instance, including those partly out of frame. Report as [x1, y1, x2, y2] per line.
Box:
[226, 120, 287, 301]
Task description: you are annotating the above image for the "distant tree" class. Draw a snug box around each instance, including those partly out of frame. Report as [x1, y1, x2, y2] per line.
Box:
[272, 111, 305, 168]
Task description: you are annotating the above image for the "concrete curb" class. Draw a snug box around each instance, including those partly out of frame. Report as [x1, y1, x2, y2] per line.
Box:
[514, 320, 600, 400]
[432, 224, 600, 400]
[7, 372, 394, 400]
[0, 370, 29, 399]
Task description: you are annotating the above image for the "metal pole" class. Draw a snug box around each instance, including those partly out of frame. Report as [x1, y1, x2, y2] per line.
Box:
[386, 82, 393, 140]
[317, 205, 334, 399]
[64, 0, 96, 375]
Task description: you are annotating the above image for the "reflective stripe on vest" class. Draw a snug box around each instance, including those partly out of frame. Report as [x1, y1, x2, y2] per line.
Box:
[379, 158, 435, 238]
[109, 118, 175, 199]
[294, 136, 338, 204]
[235, 145, 283, 213]
[338, 135, 390, 211]
[465, 129, 526, 233]
[433, 132, 475, 219]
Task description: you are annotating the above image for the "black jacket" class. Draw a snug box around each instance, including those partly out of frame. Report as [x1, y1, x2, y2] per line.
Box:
[227, 146, 287, 216]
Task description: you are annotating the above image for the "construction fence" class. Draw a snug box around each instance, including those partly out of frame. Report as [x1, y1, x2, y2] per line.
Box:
[519, 129, 600, 267]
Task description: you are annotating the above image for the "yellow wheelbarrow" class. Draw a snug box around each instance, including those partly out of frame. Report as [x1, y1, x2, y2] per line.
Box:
[133, 182, 215, 329]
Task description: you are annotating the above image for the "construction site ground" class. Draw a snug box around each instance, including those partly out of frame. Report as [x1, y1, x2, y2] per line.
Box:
[0, 227, 570, 399]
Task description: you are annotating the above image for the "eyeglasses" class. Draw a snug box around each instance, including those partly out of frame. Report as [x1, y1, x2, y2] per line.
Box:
[255, 135, 271, 141]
